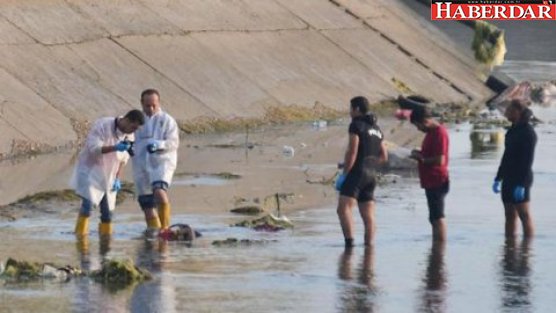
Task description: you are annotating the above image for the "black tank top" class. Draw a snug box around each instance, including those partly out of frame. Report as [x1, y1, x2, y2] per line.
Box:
[348, 115, 383, 171]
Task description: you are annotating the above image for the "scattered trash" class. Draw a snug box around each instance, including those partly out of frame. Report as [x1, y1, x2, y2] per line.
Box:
[312, 120, 328, 130]
[158, 224, 201, 241]
[0, 258, 82, 281]
[395, 109, 412, 120]
[234, 214, 294, 232]
[282, 145, 295, 158]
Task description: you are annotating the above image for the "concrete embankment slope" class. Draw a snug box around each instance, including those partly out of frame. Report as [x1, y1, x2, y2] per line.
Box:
[0, 0, 492, 157]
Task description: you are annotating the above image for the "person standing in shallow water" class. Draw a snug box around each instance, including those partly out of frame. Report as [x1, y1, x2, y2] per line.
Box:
[336, 96, 388, 247]
[132, 89, 180, 235]
[409, 107, 450, 242]
[492, 99, 537, 238]
[72, 109, 145, 238]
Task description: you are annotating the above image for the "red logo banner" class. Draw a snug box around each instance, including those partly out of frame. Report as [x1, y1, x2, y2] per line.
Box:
[432, 1, 556, 20]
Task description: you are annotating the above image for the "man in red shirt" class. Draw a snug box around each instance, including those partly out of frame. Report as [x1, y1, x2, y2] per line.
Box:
[409, 108, 450, 241]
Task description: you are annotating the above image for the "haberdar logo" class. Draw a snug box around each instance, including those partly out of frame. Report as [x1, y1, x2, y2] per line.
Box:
[432, 1, 556, 20]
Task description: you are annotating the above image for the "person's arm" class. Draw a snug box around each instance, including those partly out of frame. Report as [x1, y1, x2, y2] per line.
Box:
[343, 133, 359, 174]
[514, 128, 537, 185]
[378, 141, 388, 164]
[421, 155, 444, 166]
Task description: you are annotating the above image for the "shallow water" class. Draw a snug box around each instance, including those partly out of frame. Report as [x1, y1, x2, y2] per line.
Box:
[2, 114, 556, 312]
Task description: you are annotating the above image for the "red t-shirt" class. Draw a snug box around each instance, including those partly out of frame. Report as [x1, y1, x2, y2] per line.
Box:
[419, 124, 449, 189]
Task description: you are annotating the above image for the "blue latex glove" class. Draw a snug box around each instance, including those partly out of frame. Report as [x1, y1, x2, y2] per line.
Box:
[513, 186, 525, 202]
[147, 143, 158, 154]
[112, 178, 122, 192]
[492, 180, 501, 194]
[335, 173, 346, 191]
[114, 141, 131, 152]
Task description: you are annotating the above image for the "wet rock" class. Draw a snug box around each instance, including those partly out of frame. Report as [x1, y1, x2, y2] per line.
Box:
[212, 238, 277, 247]
[0, 258, 82, 281]
[91, 259, 151, 287]
[230, 206, 264, 215]
[1, 258, 41, 280]
[234, 214, 294, 231]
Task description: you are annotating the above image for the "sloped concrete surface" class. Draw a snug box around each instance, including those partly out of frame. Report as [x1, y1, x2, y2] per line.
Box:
[0, 0, 493, 158]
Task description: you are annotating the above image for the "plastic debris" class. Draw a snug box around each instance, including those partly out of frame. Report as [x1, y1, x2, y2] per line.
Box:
[158, 224, 201, 241]
[234, 214, 294, 232]
[312, 120, 328, 130]
[282, 145, 295, 158]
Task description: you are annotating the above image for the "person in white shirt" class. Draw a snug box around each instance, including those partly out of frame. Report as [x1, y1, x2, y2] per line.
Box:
[72, 109, 144, 237]
[132, 89, 179, 235]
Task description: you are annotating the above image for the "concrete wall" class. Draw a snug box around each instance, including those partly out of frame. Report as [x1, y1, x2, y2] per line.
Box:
[0, 0, 493, 156]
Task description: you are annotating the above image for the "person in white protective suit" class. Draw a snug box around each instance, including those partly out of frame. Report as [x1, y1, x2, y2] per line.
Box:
[132, 89, 179, 234]
[72, 110, 145, 237]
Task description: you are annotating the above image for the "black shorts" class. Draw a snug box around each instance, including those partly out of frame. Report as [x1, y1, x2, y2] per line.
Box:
[501, 182, 531, 204]
[425, 181, 449, 222]
[340, 170, 377, 202]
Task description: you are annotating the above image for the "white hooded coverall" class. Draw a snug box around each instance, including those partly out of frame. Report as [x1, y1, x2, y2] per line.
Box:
[132, 110, 179, 196]
[70, 117, 132, 211]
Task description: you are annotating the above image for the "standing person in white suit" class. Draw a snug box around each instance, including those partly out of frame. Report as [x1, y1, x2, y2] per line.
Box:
[72, 109, 145, 237]
[132, 89, 180, 234]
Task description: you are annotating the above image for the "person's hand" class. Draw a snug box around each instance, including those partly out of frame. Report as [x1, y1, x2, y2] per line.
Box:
[112, 178, 122, 192]
[147, 143, 158, 154]
[492, 180, 501, 194]
[410, 149, 422, 161]
[114, 141, 131, 152]
[335, 173, 346, 191]
[513, 186, 525, 202]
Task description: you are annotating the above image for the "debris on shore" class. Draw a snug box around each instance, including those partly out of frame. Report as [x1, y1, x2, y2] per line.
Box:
[234, 214, 294, 232]
[0, 258, 82, 281]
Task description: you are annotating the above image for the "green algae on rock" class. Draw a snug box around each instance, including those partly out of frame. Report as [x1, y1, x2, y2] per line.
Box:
[1, 258, 82, 281]
[91, 259, 151, 286]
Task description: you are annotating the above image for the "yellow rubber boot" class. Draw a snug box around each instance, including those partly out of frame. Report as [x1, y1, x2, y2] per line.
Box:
[146, 216, 161, 230]
[74, 215, 89, 236]
[158, 203, 171, 229]
[98, 222, 113, 236]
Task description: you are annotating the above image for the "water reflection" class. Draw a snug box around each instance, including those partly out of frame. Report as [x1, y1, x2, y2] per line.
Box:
[130, 239, 177, 313]
[337, 247, 377, 313]
[470, 127, 504, 159]
[73, 236, 128, 313]
[499, 238, 533, 313]
[418, 241, 447, 313]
